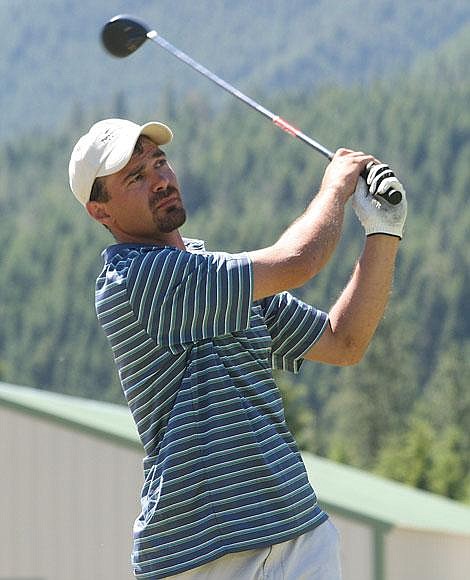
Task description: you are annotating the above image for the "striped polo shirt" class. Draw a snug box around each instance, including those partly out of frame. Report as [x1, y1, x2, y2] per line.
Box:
[95, 238, 329, 579]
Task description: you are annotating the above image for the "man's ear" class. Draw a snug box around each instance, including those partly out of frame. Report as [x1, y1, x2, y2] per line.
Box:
[86, 201, 112, 225]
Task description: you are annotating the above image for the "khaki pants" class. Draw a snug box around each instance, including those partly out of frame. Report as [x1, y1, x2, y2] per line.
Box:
[170, 520, 342, 579]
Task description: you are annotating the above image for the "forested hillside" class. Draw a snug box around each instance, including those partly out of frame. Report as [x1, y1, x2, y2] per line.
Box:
[0, 1, 469, 503]
[1, 0, 469, 136]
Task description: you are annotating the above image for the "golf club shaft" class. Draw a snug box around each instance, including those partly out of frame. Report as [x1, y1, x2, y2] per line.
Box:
[143, 27, 401, 204]
[147, 31, 334, 160]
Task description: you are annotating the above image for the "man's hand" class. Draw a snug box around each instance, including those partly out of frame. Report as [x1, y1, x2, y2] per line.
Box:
[320, 149, 376, 203]
[353, 168, 407, 239]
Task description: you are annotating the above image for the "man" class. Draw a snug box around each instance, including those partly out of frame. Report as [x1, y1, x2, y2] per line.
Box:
[69, 118, 407, 579]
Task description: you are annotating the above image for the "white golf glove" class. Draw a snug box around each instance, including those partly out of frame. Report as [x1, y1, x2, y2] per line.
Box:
[352, 163, 407, 239]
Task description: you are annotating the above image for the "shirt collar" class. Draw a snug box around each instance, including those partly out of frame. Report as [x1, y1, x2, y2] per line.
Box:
[101, 238, 206, 262]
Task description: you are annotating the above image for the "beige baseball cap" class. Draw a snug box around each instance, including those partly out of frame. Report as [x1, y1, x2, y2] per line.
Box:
[69, 118, 173, 205]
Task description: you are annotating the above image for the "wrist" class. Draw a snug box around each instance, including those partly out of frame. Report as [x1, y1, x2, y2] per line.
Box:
[367, 232, 402, 241]
[364, 222, 404, 238]
[318, 184, 350, 206]
[364, 233, 401, 254]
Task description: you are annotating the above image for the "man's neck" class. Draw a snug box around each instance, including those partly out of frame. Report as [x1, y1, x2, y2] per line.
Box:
[115, 230, 186, 250]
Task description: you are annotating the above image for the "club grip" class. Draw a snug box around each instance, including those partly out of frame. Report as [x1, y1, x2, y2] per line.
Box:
[361, 166, 402, 205]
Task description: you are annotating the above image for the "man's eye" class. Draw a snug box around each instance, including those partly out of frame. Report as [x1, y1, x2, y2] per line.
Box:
[155, 159, 167, 168]
[130, 174, 143, 184]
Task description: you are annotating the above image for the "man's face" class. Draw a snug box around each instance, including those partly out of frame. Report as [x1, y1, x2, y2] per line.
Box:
[90, 136, 186, 243]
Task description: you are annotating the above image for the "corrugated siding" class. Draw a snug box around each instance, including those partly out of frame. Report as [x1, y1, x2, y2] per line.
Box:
[0, 406, 143, 580]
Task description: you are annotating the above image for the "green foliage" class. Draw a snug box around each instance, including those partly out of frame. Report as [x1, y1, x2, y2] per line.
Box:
[321, 314, 420, 469]
[375, 418, 435, 490]
[376, 420, 470, 503]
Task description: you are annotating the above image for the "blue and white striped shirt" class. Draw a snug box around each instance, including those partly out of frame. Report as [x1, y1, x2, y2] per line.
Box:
[96, 239, 329, 578]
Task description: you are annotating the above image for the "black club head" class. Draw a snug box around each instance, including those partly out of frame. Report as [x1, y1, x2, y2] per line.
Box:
[101, 15, 150, 58]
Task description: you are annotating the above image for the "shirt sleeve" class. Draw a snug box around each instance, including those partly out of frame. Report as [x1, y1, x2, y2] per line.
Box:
[259, 292, 329, 373]
[126, 248, 253, 352]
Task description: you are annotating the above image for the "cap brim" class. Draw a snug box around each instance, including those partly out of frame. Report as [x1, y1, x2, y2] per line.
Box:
[140, 121, 173, 146]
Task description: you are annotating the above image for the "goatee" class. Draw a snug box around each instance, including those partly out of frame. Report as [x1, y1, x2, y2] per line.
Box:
[158, 206, 187, 233]
[150, 186, 187, 233]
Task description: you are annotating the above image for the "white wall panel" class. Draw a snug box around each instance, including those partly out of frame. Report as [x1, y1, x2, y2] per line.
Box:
[0, 406, 143, 580]
[387, 528, 470, 580]
[330, 512, 374, 580]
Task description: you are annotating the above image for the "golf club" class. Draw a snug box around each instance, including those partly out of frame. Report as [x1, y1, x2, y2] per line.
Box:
[101, 14, 402, 205]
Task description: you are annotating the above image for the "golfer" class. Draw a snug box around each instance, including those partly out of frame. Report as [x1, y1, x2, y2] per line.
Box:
[69, 118, 407, 579]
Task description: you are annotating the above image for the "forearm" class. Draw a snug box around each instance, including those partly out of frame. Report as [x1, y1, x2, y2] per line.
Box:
[249, 187, 347, 300]
[328, 234, 400, 363]
[273, 187, 347, 281]
[249, 149, 376, 300]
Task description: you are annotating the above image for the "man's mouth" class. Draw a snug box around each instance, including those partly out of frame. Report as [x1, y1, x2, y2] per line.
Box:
[151, 188, 179, 210]
[156, 196, 177, 210]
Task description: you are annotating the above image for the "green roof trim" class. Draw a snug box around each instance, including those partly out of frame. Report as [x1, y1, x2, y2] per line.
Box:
[0, 382, 142, 451]
[1, 382, 470, 537]
[302, 447, 470, 537]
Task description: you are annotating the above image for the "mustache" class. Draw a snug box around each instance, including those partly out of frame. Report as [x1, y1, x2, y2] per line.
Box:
[150, 186, 179, 206]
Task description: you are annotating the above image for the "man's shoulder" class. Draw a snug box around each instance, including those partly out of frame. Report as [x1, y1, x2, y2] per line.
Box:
[97, 239, 251, 300]
[97, 244, 174, 295]
[98, 241, 210, 294]
[102, 243, 167, 264]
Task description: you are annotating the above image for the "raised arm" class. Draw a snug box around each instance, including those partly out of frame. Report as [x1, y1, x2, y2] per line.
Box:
[248, 149, 375, 300]
[305, 235, 399, 365]
[306, 173, 408, 366]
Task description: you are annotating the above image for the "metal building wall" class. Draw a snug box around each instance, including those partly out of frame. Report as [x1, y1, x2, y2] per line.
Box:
[4, 402, 470, 580]
[0, 406, 143, 580]
[387, 528, 470, 580]
[330, 513, 374, 580]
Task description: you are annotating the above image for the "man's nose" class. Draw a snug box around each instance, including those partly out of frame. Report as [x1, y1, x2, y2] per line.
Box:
[151, 169, 170, 191]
